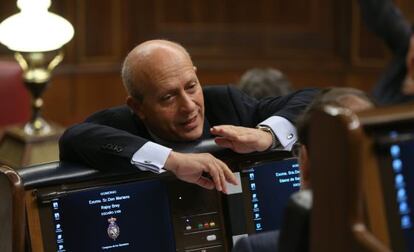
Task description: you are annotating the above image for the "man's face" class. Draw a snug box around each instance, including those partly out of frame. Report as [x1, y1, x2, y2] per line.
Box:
[133, 52, 205, 142]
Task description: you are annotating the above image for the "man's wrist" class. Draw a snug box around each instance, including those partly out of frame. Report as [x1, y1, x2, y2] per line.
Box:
[256, 125, 277, 150]
[164, 151, 178, 173]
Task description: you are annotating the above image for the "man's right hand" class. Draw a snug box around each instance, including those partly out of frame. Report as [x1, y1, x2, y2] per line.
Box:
[164, 151, 238, 193]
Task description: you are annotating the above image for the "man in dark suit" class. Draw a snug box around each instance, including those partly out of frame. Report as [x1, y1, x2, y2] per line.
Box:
[59, 39, 317, 192]
[359, 0, 414, 105]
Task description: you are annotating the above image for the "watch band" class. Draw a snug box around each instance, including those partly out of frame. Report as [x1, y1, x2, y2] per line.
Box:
[256, 125, 278, 150]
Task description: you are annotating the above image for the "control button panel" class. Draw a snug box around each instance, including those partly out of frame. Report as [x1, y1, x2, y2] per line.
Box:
[166, 180, 227, 252]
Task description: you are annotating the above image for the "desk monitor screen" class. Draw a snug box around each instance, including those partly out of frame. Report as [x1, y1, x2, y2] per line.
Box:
[44, 179, 175, 252]
[375, 131, 414, 252]
[241, 158, 300, 233]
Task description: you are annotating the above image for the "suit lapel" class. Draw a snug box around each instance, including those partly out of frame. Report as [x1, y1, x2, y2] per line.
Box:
[201, 117, 212, 139]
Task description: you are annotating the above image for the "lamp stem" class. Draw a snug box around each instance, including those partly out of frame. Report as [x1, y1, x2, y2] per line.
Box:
[14, 51, 64, 136]
[24, 80, 50, 135]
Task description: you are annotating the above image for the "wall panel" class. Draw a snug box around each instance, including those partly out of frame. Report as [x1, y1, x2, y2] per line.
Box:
[0, 0, 412, 126]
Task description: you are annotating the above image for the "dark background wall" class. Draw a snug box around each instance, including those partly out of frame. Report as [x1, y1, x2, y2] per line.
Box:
[1, 0, 413, 126]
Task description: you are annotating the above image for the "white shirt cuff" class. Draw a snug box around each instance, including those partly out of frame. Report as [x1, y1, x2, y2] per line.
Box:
[131, 142, 172, 174]
[258, 116, 297, 151]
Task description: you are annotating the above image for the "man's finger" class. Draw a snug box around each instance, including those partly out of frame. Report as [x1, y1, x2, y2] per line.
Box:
[196, 177, 215, 190]
[216, 159, 238, 186]
[207, 165, 222, 192]
[214, 158, 238, 189]
[223, 166, 238, 185]
[217, 165, 227, 194]
[214, 138, 234, 149]
[210, 126, 239, 139]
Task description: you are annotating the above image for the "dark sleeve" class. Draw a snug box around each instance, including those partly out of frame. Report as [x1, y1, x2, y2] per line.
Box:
[358, 0, 412, 54]
[232, 231, 280, 252]
[59, 107, 150, 172]
[359, 0, 414, 105]
[227, 86, 318, 126]
[232, 236, 253, 252]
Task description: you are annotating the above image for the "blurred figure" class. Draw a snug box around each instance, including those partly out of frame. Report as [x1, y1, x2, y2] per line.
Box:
[359, 0, 414, 105]
[238, 68, 293, 99]
[295, 87, 374, 190]
[232, 87, 374, 252]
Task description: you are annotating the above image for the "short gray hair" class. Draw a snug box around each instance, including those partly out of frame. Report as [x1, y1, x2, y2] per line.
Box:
[238, 68, 292, 99]
[296, 87, 375, 146]
[121, 53, 144, 101]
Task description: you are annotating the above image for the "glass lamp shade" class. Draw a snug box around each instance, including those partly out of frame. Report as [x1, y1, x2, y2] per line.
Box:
[0, 0, 74, 52]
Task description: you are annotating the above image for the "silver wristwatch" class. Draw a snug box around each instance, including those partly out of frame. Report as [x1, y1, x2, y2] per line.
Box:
[256, 125, 278, 150]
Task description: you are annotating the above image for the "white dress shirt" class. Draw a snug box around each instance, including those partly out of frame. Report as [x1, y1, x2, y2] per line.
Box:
[131, 116, 296, 173]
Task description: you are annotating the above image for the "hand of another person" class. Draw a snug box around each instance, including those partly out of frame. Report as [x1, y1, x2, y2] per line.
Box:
[210, 125, 273, 153]
[403, 35, 414, 95]
[164, 151, 238, 193]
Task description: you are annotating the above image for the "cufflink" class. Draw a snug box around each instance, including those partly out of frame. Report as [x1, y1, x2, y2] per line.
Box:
[287, 133, 293, 140]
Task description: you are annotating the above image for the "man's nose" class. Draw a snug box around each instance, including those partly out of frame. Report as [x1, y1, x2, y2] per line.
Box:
[179, 93, 196, 112]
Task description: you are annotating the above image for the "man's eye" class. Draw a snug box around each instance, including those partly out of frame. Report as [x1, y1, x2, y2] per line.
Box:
[161, 94, 173, 101]
[186, 82, 197, 91]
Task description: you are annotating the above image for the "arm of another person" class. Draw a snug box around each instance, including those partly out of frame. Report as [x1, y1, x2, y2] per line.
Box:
[358, 0, 414, 97]
[358, 0, 412, 54]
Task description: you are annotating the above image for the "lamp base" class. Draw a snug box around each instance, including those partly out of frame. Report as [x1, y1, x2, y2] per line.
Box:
[0, 123, 64, 168]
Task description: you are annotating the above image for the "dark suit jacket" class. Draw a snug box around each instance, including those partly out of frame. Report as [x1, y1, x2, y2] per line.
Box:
[232, 231, 279, 252]
[59, 85, 317, 171]
[359, 0, 414, 105]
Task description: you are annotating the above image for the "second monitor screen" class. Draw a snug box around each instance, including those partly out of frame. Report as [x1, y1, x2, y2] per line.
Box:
[376, 131, 414, 252]
[241, 158, 300, 233]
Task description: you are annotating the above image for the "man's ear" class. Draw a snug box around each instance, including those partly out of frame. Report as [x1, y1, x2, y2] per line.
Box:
[299, 145, 310, 189]
[126, 96, 145, 120]
[193, 66, 197, 72]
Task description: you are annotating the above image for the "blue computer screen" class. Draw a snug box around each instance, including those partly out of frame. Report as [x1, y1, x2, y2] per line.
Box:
[242, 158, 300, 232]
[382, 131, 414, 252]
[49, 179, 175, 252]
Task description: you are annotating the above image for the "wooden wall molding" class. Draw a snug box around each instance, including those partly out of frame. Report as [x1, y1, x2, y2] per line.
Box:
[76, 0, 124, 63]
[0, 0, 412, 126]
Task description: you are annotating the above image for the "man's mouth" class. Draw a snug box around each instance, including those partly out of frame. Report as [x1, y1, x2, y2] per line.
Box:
[180, 115, 199, 130]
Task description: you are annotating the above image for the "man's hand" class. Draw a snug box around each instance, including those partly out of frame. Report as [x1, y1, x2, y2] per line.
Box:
[164, 151, 238, 193]
[210, 125, 273, 153]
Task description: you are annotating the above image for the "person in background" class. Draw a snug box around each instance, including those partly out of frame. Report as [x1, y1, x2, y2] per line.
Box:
[295, 87, 374, 190]
[232, 87, 374, 252]
[359, 0, 414, 105]
[238, 68, 293, 99]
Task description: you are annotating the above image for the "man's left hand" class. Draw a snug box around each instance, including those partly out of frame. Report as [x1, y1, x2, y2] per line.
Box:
[210, 125, 273, 153]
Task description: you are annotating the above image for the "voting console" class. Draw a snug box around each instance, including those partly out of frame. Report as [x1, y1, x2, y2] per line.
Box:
[0, 147, 298, 252]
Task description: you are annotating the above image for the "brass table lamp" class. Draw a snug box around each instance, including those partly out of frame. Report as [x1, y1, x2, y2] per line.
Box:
[0, 0, 74, 168]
